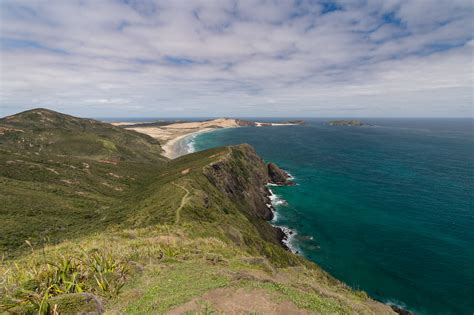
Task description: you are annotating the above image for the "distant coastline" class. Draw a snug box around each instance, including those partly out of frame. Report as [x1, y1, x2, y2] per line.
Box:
[111, 118, 303, 159]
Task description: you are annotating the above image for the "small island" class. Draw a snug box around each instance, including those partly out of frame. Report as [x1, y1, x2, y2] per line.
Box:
[328, 120, 366, 126]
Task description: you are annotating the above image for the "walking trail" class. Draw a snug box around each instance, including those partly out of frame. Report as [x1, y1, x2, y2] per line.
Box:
[172, 182, 190, 224]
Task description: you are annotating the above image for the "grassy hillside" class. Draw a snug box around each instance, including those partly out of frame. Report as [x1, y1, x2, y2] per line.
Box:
[0, 108, 165, 162]
[0, 109, 394, 314]
[0, 109, 166, 254]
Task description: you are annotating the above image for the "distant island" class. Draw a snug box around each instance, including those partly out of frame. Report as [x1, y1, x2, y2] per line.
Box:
[328, 120, 367, 126]
[112, 118, 304, 158]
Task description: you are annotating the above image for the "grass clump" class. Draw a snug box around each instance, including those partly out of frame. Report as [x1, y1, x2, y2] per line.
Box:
[1, 249, 128, 314]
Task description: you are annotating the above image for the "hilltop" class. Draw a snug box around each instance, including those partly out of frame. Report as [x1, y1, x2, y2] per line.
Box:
[0, 109, 394, 314]
[0, 108, 165, 163]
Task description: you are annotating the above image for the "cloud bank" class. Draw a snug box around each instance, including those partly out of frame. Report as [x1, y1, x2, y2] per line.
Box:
[0, 0, 473, 117]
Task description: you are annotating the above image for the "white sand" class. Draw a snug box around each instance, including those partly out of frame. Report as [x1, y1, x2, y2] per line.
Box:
[111, 122, 147, 126]
[114, 118, 297, 159]
[121, 118, 239, 159]
[161, 128, 214, 159]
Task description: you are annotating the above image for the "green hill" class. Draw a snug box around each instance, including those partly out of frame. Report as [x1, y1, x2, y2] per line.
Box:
[0, 109, 394, 314]
[0, 108, 165, 162]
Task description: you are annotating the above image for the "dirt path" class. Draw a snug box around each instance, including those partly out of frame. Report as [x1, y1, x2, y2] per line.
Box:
[167, 287, 310, 315]
[172, 182, 190, 224]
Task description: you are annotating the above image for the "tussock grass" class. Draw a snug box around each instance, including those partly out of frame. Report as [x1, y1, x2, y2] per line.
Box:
[1, 247, 128, 313]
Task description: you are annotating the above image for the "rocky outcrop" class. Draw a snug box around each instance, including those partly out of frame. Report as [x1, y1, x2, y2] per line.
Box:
[268, 162, 294, 186]
[235, 119, 257, 127]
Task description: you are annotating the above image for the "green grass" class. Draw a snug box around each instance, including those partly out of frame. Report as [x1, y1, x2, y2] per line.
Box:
[123, 262, 230, 314]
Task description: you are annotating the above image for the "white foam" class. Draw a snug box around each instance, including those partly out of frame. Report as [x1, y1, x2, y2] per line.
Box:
[385, 299, 411, 313]
[278, 225, 299, 253]
[268, 167, 295, 186]
[185, 133, 197, 153]
[268, 187, 288, 207]
[266, 185, 299, 254]
[286, 171, 295, 180]
[179, 128, 216, 156]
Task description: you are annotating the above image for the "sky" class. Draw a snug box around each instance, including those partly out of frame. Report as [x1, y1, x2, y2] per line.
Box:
[0, 0, 473, 118]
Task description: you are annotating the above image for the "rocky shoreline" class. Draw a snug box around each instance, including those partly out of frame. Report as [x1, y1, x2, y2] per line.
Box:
[263, 163, 298, 253]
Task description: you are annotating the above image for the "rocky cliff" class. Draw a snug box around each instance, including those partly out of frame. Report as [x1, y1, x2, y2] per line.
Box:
[203, 144, 290, 246]
[204, 145, 271, 219]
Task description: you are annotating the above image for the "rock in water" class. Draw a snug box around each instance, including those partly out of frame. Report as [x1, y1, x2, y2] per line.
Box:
[267, 162, 294, 185]
[390, 305, 414, 315]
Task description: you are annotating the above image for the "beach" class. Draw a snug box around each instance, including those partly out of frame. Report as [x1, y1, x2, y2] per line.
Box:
[161, 128, 214, 158]
[114, 118, 300, 159]
[112, 118, 240, 159]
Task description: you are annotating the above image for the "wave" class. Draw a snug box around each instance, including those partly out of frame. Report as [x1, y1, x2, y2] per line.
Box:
[279, 226, 298, 253]
[268, 188, 287, 207]
[182, 128, 219, 155]
[266, 187, 299, 254]
[184, 133, 198, 153]
[384, 299, 414, 314]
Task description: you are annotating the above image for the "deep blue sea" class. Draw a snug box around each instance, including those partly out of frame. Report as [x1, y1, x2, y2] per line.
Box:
[191, 118, 474, 315]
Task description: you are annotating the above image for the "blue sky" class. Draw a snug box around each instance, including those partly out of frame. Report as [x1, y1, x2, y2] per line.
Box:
[0, 0, 472, 117]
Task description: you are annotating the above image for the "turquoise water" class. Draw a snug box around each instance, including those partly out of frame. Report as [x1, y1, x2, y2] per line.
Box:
[193, 119, 474, 315]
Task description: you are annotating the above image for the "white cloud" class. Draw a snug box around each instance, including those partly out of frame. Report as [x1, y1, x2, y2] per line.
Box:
[0, 0, 472, 117]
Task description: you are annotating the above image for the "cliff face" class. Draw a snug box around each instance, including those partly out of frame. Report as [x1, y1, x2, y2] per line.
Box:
[203, 144, 291, 246]
[204, 144, 273, 220]
[203, 145, 294, 221]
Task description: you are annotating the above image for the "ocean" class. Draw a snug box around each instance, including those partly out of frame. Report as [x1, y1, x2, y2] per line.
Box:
[190, 118, 474, 315]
